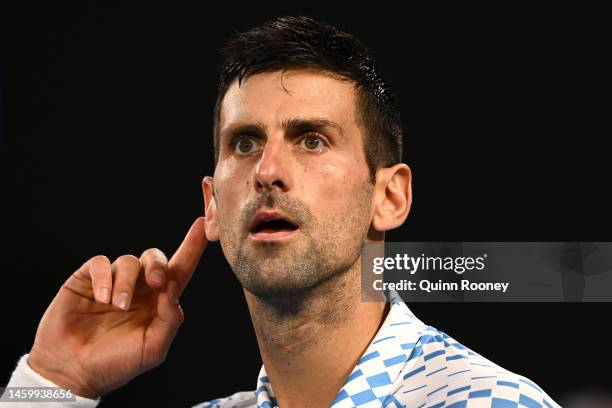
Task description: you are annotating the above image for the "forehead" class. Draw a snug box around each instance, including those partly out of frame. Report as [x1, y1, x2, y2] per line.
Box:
[219, 69, 359, 133]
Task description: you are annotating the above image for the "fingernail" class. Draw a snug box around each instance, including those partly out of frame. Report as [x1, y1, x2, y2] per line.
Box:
[115, 292, 131, 311]
[98, 287, 110, 304]
[151, 270, 165, 285]
[167, 281, 179, 304]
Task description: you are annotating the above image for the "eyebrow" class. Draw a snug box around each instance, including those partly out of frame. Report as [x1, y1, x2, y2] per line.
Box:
[221, 117, 344, 142]
[281, 117, 344, 137]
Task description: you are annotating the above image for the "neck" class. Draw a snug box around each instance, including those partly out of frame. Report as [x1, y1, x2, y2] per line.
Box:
[244, 259, 389, 408]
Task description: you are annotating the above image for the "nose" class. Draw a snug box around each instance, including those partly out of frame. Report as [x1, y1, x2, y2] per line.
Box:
[253, 137, 291, 193]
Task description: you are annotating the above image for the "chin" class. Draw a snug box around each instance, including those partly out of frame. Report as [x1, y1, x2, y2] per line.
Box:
[244, 274, 319, 299]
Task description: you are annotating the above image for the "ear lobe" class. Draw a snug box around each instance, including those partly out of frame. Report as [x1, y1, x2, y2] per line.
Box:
[371, 164, 412, 233]
[202, 176, 220, 242]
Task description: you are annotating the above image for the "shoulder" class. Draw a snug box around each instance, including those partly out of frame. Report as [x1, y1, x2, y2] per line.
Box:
[192, 391, 257, 408]
[442, 365, 561, 408]
[396, 324, 560, 407]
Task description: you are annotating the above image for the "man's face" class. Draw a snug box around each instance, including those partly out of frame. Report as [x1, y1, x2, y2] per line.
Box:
[210, 69, 374, 299]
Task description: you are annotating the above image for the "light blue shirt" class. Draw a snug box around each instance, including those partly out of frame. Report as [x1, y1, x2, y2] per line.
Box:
[2, 292, 561, 408]
[196, 292, 560, 408]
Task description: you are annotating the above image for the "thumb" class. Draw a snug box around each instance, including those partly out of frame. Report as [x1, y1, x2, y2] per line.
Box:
[142, 282, 184, 369]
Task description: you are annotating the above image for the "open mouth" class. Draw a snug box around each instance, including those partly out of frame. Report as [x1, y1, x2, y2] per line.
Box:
[249, 211, 300, 242]
[251, 219, 298, 234]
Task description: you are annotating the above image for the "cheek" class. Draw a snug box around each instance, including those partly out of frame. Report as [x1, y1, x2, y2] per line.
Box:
[305, 161, 369, 219]
[215, 162, 251, 231]
[217, 156, 256, 193]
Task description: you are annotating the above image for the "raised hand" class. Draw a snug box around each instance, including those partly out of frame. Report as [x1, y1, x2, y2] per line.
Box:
[27, 217, 208, 398]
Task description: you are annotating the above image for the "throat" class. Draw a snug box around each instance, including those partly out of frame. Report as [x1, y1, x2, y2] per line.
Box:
[246, 290, 389, 408]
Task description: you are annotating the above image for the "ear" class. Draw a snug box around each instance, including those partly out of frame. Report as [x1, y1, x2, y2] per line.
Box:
[371, 163, 412, 232]
[202, 176, 220, 242]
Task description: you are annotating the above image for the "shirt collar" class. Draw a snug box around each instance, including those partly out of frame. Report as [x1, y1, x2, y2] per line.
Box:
[254, 291, 428, 408]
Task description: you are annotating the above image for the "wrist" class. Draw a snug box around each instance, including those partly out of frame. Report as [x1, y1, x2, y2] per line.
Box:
[27, 349, 100, 400]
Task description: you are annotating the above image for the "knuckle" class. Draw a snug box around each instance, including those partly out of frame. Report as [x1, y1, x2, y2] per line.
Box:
[144, 247, 164, 256]
[90, 255, 110, 265]
[152, 248, 169, 265]
[143, 248, 168, 266]
[114, 254, 140, 269]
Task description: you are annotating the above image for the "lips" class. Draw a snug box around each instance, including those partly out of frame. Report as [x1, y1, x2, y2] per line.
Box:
[249, 211, 298, 241]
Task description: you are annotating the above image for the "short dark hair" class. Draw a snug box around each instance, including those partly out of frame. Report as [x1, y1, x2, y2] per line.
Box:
[213, 16, 403, 182]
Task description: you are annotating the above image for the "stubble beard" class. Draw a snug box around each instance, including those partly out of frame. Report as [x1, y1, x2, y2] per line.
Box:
[224, 183, 373, 314]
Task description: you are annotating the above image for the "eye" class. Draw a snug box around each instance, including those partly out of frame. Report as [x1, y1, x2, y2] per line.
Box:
[299, 133, 327, 152]
[233, 136, 260, 155]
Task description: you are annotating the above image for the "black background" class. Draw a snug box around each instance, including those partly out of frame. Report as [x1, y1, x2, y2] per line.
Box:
[1, 2, 610, 406]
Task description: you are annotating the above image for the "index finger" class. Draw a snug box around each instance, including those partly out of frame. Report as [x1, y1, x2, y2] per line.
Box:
[168, 216, 208, 295]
